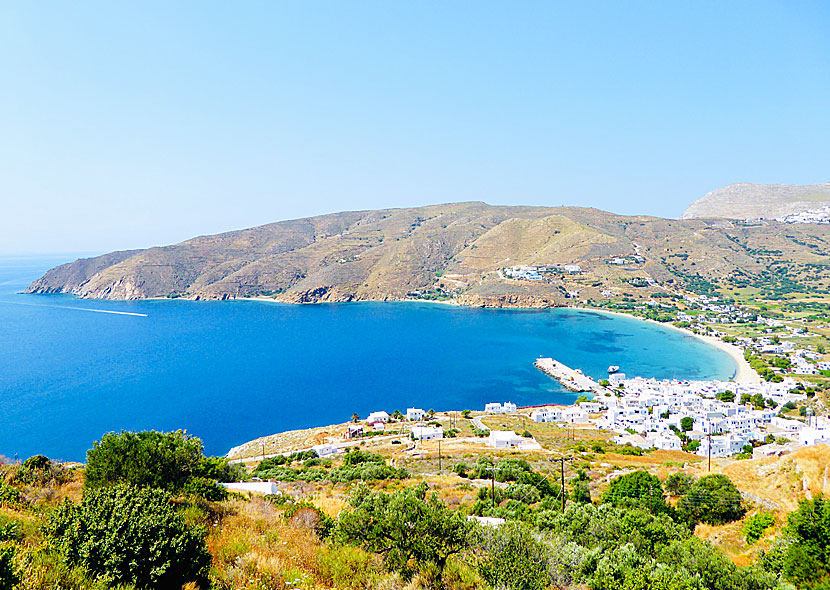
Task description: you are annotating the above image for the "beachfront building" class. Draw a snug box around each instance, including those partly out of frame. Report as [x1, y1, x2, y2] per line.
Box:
[406, 408, 426, 421]
[411, 426, 443, 441]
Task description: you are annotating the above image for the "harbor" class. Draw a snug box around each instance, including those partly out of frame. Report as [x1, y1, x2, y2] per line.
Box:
[534, 357, 610, 395]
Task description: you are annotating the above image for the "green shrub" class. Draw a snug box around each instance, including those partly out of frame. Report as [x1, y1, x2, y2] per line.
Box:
[0, 542, 20, 590]
[664, 473, 696, 496]
[46, 484, 211, 589]
[679, 474, 745, 526]
[316, 545, 380, 590]
[0, 483, 23, 509]
[336, 482, 470, 580]
[773, 495, 830, 588]
[85, 430, 227, 499]
[744, 512, 776, 544]
[472, 521, 551, 590]
[601, 470, 670, 515]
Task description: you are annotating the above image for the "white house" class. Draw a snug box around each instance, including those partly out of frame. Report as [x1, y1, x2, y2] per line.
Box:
[531, 407, 562, 423]
[312, 443, 338, 457]
[485, 401, 518, 414]
[411, 426, 443, 441]
[367, 410, 390, 423]
[562, 407, 589, 424]
[311, 443, 337, 457]
[406, 408, 426, 421]
[564, 264, 582, 274]
[219, 481, 281, 496]
[487, 430, 524, 448]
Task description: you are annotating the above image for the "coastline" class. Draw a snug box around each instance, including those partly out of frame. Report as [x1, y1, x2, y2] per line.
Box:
[235, 296, 759, 383]
[582, 307, 761, 384]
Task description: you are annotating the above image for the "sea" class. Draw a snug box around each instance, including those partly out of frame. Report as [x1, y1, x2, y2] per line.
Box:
[0, 255, 737, 462]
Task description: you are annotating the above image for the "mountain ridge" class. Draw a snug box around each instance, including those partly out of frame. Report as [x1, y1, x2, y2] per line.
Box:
[26, 200, 830, 306]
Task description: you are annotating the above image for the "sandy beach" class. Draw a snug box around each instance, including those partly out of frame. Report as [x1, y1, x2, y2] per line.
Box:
[583, 308, 761, 384]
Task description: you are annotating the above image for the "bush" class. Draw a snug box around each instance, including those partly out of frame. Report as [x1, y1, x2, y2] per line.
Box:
[316, 545, 380, 590]
[680, 417, 695, 432]
[0, 542, 20, 590]
[13, 454, 69, 486]
[664, 473, 696, 496]
[0, 483, 22, 509]
[679, 474, 745, 526]
[773, 495, 830, 588]
[472, 521, 551, 590]
[336, 482, 470, 580]
[602, 470, 670, 515]
[46, 484, 211, 589]
[85, 430, 228, 499]
[744, 512, 775, 544]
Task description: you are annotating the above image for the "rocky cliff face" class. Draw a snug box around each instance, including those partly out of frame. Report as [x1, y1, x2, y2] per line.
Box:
[682, 182, 830, 220]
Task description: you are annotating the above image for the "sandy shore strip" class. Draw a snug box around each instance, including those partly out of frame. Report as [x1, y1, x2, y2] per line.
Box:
[583, 308, 761, 384]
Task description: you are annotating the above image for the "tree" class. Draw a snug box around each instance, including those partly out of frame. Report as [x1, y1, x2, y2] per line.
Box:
[47, 485, 211, 589]
[772, 495, 830, 588]
[84, 430, 228, 499]
[336, 482, 471, 580]
[472, 521, 551, 590]
[680, 417, 694, 432]
[601, 470, 670, 515]
[664, 473, 695, 497]
[678, 474, 745, 526]
[716, 390, 736, 403]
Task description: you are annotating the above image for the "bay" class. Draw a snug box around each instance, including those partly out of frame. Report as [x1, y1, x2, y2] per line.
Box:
[0, 256, 736, 461]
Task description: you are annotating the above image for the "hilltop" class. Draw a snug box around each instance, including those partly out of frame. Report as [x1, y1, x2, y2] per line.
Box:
[25, 201, 830, 306]
[682, 182, 830, 220]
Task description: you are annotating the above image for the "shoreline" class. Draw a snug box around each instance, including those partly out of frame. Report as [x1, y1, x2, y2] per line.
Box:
[581, 307, 761, 384]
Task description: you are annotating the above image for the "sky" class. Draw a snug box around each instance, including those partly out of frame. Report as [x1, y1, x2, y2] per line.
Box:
[1, 1, 829, 254]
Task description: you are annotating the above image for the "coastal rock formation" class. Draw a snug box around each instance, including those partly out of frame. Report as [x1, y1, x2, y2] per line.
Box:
[682, 182, 830, 220]
[26, 201, 830, 305]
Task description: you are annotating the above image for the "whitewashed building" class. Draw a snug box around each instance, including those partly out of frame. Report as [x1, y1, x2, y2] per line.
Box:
[406, 408, 426, 421]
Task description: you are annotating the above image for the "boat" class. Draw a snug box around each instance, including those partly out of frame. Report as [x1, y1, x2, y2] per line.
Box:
[607, 365, 620, 374]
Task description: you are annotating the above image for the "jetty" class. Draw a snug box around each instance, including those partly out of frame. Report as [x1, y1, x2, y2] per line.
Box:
[534, 357, 608, 394]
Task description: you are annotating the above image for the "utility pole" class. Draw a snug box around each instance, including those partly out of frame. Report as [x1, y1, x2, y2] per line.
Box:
[261, 443, 265, 462]
[707, 432, 711, 473]
[491, 460, 497, 509]
[438, 439, 442, 474]
[551, 456, 575, 512]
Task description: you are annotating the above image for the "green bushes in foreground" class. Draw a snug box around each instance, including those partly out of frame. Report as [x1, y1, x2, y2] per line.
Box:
[47, 484, 211, 589]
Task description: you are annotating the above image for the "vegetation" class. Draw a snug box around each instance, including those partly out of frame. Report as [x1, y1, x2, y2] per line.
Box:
[47, 484, 211, 589]
[85, 430, 237, 499]
[336, 482, 470, 582]
[678, 474, 746, 526]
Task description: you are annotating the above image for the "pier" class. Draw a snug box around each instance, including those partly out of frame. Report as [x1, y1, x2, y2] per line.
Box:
[534, 357, 609, 395]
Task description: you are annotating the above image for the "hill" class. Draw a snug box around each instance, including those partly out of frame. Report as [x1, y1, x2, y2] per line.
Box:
[682, 182, 830, 220]
[25, 201, 830, 305]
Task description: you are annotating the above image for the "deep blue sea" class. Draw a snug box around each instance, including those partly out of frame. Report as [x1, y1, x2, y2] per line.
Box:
[0, 255, 737, 462]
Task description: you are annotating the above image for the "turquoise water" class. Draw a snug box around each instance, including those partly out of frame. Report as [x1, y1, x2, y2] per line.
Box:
[0, 256, 736, 461]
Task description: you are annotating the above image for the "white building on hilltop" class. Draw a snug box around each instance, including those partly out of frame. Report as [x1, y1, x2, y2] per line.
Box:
[406, 408, 426, 421]
[485, 401, 518, 414]
[411, 426, 443, 441]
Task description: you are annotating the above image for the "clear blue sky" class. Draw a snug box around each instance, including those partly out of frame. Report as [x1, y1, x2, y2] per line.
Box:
[2, 1, 828, 254]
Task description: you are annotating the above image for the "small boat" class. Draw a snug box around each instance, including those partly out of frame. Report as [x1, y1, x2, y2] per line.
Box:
[608, 365, 620, 374]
